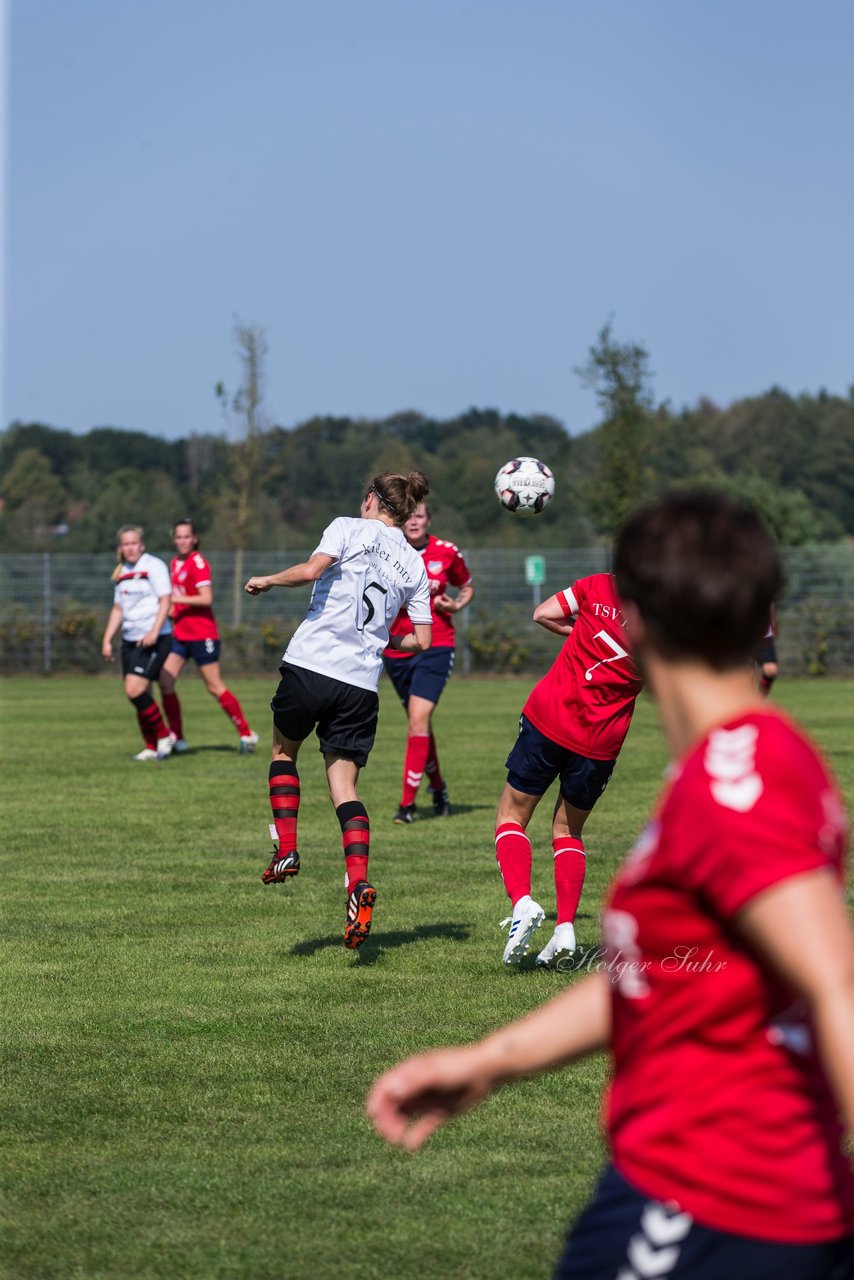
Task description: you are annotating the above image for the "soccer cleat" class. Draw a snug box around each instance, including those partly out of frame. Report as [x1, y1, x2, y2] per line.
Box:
[239, 731, 260, 754]
[132, 747, 159, 761]
[535, 923, 578, 968]
[261, 849, 301, 884]
[500, 896, 545, 965]
[429, 785, 451, 817]
[393, 803, 416, 825]
[168, 732, 190, 753]
[155, 736, 173, 760]
[344, 880, 376, 950]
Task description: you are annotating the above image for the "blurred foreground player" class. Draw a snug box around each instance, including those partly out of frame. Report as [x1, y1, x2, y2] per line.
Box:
[496, 572, 643, 966]
[383, 501, 474, 823]
[245, 471, 431, 949]
[369, 489, 854, 1279]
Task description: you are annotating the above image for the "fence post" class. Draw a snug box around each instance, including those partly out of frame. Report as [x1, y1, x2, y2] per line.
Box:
[43, 552, 52, 675]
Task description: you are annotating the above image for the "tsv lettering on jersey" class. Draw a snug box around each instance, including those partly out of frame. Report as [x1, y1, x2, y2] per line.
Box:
[705, 725, 763, 812]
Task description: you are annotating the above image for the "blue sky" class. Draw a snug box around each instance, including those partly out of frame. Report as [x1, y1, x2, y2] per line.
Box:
[4, 0, 854, 441]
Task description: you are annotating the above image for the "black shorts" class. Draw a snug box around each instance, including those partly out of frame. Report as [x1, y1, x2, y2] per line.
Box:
[383, 646, 455, 706]
[121, 635, 172, 682]
[505, 715, 615, 811]
[271, 663, 379, 767]
[555, 1164, 854, 1280]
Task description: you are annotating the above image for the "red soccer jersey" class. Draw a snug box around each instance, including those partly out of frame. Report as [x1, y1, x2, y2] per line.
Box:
[385, 534, 472, 658]
[604, 710, 854, 1243]
[170, 552, 219, 642]
[522, 573, 643, 760]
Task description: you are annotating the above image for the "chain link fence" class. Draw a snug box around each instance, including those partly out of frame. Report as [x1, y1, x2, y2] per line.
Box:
[1, 546, 853, 677]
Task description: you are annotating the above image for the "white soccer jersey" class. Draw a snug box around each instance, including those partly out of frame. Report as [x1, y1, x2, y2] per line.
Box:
[284, 517, 431, 692]
[113, 552, 173, 642]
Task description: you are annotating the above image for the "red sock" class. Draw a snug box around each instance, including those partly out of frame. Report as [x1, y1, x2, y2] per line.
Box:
[425, 733, 445, 792]
[219, 689, 250, 736]
[131, 692, 167, 748]
[402, 734, 430, 805]
[553, 837, 586, 924]
[495, 822, 532, 906]
[337, 801, 371, 893]
[162, 691, 183, 738]
[269, 762, 300, 852]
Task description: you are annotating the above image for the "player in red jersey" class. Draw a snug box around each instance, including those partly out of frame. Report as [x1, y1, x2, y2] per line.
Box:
[496, 571, 644, 966]
[158, 519, 258, 753]
[383, 502, 474, 823]
[368, 490, 854, 1279]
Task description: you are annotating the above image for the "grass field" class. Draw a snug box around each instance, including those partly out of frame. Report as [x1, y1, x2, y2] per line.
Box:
[2, 672, 853, 1280]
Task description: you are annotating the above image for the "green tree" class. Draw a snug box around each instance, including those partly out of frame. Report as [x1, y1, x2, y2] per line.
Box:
[576, 320, 655, 534]
[0, 448, 68, 549]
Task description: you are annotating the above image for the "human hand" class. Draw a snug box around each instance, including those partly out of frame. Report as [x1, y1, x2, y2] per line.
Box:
[244, 576, 271, 595]
[366, 1045, 493, 1151]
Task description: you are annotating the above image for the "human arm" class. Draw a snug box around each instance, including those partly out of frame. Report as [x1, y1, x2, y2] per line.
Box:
[433, 583, 474, 615]
[367, 971, 611, 1150]
[387, 622, 432, 653]
[736, 867, 854, 1141]
[140, 595, 172, 648]
[101, 604, 124, 661]
[533, 589, 577, 638]
[172, 584, 213, 608]
[244, 554, 335, 595]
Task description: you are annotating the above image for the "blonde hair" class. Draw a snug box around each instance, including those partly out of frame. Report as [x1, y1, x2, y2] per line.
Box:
[111, 525, 145, 582]
[365, 471, 430, 526]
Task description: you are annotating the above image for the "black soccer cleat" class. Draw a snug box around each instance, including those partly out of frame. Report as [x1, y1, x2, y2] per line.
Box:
[344, 881, 376, 950]
[429, 786, 451, 817]
[393, 803, 417, 825]
[261, 849, 301, 885]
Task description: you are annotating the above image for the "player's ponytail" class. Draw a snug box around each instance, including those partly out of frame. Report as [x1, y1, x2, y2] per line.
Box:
[111, 525, 145, 582]
[367, 470, 430, 526]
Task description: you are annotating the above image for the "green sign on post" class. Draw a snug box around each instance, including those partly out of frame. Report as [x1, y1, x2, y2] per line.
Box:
[524, 555, 546, 587]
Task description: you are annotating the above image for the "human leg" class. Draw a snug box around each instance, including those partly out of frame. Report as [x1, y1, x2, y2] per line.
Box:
[397, 694, 434, 818]
[159, 651, 186, 743]
[198, 653, 255, 746]
[261, 726, 304, 884]
[326, 754, 376, 950]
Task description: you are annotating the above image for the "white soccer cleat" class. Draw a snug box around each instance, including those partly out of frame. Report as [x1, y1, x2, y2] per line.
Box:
[239, 731, 260, 754]
[535, 923, 578, 968]
[155, 736, 173, 760]
[132, 748, 159, 762]
[500, 896, 545, 965]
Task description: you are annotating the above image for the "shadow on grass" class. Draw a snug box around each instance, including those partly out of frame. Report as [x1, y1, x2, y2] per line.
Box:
[290, 920, 472, 962]
[170, 744, 244, 755]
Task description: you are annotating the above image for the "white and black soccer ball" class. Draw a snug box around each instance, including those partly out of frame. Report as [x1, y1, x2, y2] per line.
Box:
[494, 456, 555, 516]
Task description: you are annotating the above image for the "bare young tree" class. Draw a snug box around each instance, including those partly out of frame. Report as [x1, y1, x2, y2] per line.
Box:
[215, 322, 269, 625]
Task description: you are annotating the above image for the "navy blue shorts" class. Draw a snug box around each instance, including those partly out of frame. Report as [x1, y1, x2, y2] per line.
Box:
[170, 636, 221, 667]
[555, 1164, 854, 1279]
[121, 635, 172, 682]
[505, 715, 615, 811]
[383, 646, 455, 707]
[271, 663, 379, 768]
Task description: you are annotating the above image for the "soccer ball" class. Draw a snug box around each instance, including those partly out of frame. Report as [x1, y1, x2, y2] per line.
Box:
[494, 457, 555, 516]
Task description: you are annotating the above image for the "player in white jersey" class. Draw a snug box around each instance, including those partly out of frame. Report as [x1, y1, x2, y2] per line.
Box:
[100, 525, 175, 761]
[245, 470, 433, 949]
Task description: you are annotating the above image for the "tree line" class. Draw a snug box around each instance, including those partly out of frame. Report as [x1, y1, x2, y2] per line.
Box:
[2, 324, 853, 553]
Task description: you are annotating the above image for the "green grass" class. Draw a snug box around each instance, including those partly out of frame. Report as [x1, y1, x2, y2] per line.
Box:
[1, 673, 852, 1280]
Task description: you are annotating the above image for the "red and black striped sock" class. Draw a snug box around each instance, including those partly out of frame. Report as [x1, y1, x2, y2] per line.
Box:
[269, 761, 300, 852]
[337, 800, 371, 893]
[130, 692, 167, 749]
